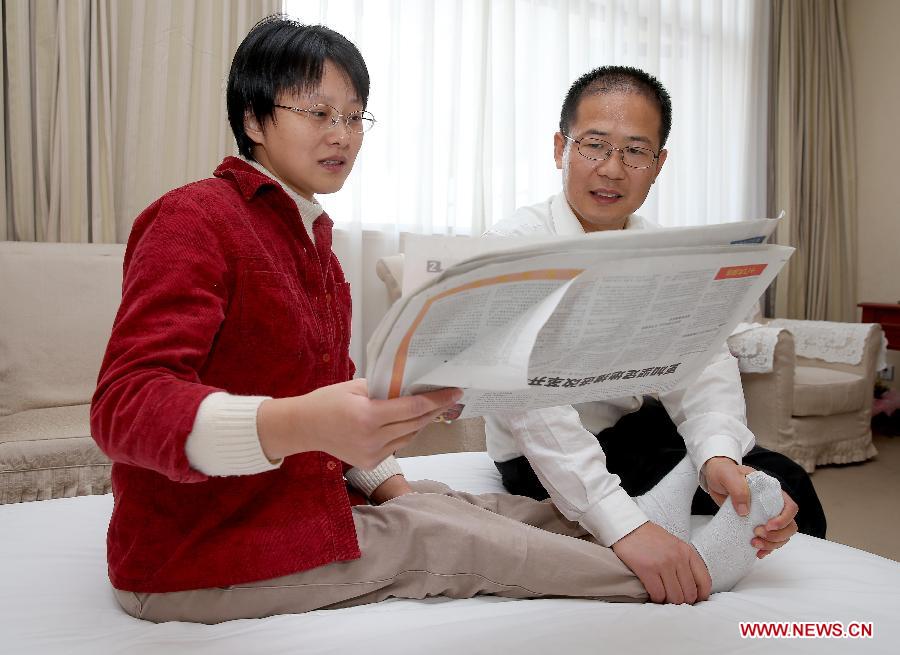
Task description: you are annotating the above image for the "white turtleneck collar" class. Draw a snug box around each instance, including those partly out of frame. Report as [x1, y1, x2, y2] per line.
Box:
[242, 157, 324, 241]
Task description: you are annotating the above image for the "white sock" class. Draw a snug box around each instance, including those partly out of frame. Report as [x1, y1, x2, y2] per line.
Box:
[690, 471, 784, 593]
[633, 456, 698, 543]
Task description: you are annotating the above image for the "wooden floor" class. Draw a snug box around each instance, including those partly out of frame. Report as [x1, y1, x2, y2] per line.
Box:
[811, 428, 900, 562]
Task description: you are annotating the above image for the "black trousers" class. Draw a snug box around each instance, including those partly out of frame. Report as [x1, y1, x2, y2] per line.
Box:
[495, 399, 827, 538]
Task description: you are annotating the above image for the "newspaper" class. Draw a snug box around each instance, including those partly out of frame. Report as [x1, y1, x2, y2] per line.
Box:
[366, 218, 793, 420]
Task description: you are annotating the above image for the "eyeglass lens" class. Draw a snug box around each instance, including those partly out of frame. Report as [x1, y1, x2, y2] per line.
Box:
[577, 138, 655, 169]
[305, 104, 375, 133]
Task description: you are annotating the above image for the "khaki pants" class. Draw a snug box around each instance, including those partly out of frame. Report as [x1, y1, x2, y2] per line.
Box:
[114, 481, 646, 623]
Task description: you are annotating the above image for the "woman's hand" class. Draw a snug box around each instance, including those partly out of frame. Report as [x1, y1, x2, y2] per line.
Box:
[257, 379, 462, 469]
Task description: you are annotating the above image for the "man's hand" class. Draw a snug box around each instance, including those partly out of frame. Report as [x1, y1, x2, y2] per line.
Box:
[703, 457, 799, 558]
[369, 474, 414, 504]
[612, 522, 711, 604]
[257, 379, 463, 469]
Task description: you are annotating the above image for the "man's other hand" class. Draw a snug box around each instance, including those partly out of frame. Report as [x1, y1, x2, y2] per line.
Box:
[612, 522, 711, 604]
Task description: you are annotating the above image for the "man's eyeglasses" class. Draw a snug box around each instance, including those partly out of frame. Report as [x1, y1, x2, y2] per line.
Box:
[563, 134, 659, 170]
[273, 103, 376, 134]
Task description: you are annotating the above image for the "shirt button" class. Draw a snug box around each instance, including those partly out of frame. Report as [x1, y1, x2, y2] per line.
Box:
[322, 353, 330, 363]
[326, 460, 337, 471]
[325, 293, 331, 302]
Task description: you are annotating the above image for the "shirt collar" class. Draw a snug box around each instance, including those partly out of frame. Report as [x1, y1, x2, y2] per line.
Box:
[551, 192, 588, 235]
[551, 191, 649, 234]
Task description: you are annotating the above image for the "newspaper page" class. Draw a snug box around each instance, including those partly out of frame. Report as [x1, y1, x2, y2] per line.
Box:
[401, 216, 781, 298]
[367, 219, 791, 420]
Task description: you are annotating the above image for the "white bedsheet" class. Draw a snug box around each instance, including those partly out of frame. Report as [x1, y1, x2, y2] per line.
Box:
[1, 451, 898, 654]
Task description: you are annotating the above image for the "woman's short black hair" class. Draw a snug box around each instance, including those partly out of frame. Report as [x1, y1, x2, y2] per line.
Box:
[227, 15, 370, 159]
[559, 65, 672, 149]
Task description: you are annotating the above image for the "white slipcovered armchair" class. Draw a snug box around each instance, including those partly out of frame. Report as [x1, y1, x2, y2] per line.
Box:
[728, 320, 885, 473]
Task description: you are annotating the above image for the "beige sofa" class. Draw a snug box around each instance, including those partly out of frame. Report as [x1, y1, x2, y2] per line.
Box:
[0, 242, 123, 503]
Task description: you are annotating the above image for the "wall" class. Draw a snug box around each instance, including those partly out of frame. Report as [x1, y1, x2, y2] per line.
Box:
[846, 0, 900, 378]
[331, 230, 397, 374]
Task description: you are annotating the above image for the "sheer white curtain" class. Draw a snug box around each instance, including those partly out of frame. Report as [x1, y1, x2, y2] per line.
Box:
[285, 0, 769, 231]
[284, 0, 770, 367]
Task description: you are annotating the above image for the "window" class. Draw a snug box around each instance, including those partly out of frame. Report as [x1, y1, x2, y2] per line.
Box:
[284, 0, 769, 233]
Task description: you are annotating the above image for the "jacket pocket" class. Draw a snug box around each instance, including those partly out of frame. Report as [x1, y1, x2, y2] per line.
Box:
[237, 269, 314, 355]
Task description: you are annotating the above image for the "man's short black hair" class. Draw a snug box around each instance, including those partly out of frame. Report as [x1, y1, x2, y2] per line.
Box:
[227, 15, 370, 159]
[559, 65, 672, 149]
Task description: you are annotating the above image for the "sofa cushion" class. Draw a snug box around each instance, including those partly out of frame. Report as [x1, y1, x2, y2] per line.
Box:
[0, 404, 111, 504]
[0, 241, 124, 416]
[793, 366, 868, 417]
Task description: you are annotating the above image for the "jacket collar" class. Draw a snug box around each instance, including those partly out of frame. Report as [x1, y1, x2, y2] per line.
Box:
[213, 156, 280, 201]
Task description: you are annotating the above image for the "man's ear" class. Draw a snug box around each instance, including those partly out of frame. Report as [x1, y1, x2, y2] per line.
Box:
[553, 132, 566, 170]
[652, 148, 668, 184]
[244, 111, 265, 146]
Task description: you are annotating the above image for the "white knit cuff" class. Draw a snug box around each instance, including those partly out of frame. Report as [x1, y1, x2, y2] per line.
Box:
[345, 456, 403, 497]
[185, 392, 281, 476]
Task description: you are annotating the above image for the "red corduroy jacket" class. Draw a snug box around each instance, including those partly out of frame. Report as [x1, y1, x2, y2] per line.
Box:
[90, 157, 365, 593]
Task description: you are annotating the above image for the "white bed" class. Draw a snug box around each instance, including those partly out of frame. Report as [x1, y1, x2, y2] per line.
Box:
[2, 451, 898, 654]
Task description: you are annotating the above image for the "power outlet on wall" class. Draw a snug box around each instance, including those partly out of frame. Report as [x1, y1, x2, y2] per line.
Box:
[879, 365, 895, 382]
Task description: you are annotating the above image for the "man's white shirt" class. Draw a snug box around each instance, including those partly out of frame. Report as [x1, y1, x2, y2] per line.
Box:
[483, 192, 755, 547]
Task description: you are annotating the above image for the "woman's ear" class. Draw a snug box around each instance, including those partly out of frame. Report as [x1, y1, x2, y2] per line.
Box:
[244, 111, 265, 146]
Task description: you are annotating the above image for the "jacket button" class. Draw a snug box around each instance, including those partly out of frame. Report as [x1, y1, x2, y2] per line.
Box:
[326, 460, 337, 471]
[322, 353, 330, 363]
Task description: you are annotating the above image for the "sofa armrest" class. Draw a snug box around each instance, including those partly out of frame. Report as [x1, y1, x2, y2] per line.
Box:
[375, 254, 404, 305]
[740, 329, 797, 452]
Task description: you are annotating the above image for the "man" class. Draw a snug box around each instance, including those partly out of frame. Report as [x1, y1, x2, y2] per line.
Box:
[485, 65, 825, 605]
